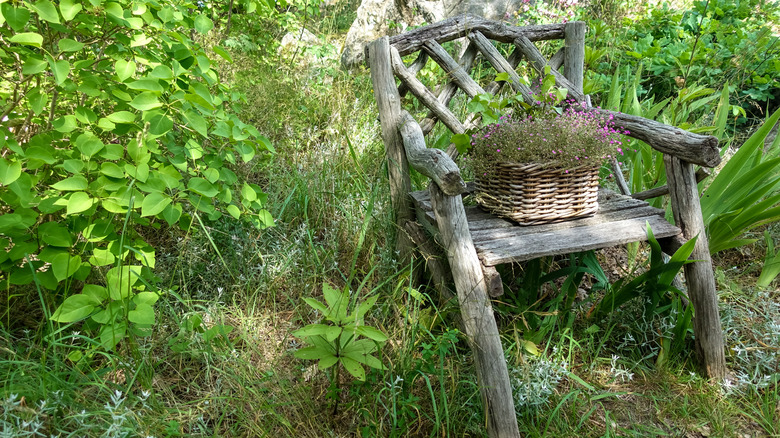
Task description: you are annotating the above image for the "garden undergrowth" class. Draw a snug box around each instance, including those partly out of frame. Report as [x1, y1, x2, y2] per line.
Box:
[3, 1, 780, 437]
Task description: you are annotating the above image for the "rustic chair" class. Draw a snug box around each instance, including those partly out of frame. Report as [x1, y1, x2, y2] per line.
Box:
[366, 16, 726, 437]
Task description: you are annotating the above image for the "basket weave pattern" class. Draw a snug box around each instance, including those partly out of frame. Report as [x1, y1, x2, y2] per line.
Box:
[475, 163, 600, 225]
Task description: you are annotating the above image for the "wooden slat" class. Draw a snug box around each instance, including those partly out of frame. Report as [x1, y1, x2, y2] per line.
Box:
[421, 42, 479, 135]
[513, 35, 585, 102]
[387, 15, 567, 56]
[549, 47, 564, 70]
[468, 31, 534, 103]
[423, 40, 485, 98]
[390, 46, 466, 135]
[475, 215, 679, 265]
[398, 51, 428, 97]
[410, 188, 680, 265]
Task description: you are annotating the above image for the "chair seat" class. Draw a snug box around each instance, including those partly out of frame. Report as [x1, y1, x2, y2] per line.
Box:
[410, 187, 681, 266]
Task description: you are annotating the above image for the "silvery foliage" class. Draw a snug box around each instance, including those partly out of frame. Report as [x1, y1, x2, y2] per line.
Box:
[508, 355, 567, 412]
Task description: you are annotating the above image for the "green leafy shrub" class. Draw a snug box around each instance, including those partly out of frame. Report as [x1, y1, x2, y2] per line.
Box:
[0, 0, 273, 350]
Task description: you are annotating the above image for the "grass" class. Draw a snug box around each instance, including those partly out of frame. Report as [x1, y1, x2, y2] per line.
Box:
[2, 4, 780, 438]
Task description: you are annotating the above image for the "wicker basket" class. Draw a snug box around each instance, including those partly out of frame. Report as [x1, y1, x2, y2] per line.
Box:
[474, 162, 600, 225]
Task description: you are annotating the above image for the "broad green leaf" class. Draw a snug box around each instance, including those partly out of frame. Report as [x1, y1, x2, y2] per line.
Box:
[128, 303, 155, 325]
[130, 32, 152, 47]
[319, 355, 338, 370]
[89, 248, 115, 266]
[38, 222, 72, 247]
[141, 192, 171, 217]
[203, 168, 219, 183]
[31, 0, 60, 23]
[52, 175, 88, 191]
[49, 59, 70, 85]
[187, 178, 218, 197]
[51, 294, 98, 322]
[226, 204, 240, 219]
[294, 345, 334, 360]
[104, 2, 123, 18]
[28, 87, 47, 114]
[1, 5, 31, 31]
[133, 291, 159, 306]
[10, 32, 43, 47]
[130, 92, 161, 111]
[51, 253, 82, 281]
[106, 265, 142, 300]
[184, 140, 203, 159]
[293, 324, 335, 338]
[75, 132, 104, 157]
[127, 79, 163, 92]
[75, 106, 97, 124]
[57, 38, 84, 52]
[212, 46, 232, 63]
[302, 297, 328, 315]
[92, 301, 122, 324]
[107, 111, 136, 124]
[183, 110, 208, 137]
[82, 284, 108, 302]
[148, 114, 173, 136]
[22, 56, 47, 75]
[100, 321, 127, 350]
[193, 14, 213, 34]
[0, 158, 22, 185]
[115, 59, 136, 81]
[53, 115, 78, 133]
[100, 162, 125, 178]
[59, 0, 82, 21]
[150, 65, 173, 80]
[63, 159, 84, 174]
[340, 356, 366, 381]
[161, 203, 182, 225]
[97, 118, 116, 131]
[66, 192, 93, 215]
[256, 209, 274, 228]
[354, 326, 387, 342]
[241, 183, 256, 202]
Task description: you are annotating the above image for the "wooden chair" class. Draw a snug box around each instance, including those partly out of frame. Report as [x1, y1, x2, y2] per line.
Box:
[366, 16, 726, 437]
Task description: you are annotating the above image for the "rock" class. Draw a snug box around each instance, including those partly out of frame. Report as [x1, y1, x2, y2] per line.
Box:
[278, 27, 321, 66]
[340, 0, 529, 68]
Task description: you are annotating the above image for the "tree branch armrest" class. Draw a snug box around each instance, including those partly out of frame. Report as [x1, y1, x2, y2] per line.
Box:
[399, 111, 467, 196]
[594, 109, 721, 168]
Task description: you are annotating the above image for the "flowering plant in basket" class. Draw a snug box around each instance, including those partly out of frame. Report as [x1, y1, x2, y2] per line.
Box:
[466, 103, 629, 225]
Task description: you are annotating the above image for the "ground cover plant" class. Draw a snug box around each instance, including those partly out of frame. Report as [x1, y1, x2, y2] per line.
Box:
[2, 0, 780, 436]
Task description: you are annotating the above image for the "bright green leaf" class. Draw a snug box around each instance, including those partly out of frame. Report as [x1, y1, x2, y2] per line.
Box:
[107, 111, 136, 124]
[51, 175, 88, 191]
[31, 0, 60, 23]
[75, 133, 104, 157]
[128, 303, 155, 325]
[22, 56, 47, 75]
[115, 59, 136, 81]
[183, 110, 208, 137]
[58, 0, 82, 21]
[2, 5, 31, 31]
[193, 14, 213, 34]
[10, 32, 43, 47]
[100, 162, 125, 178]
[148, 114, 173, 136]
[57, 38, 84, 52]
[141, 192, 171, 217]
[52, 115, 78, 133]
[38, 222, 73, 247]
[0, 158, 22, 185]
[51, 294, 98, 322]
[100, 321, 127, 350]
[188, 178, 218, 197]
[51, 253, 82, 281]
[66, 192, 93, 215]
[130, 92, 161, 111]
[340, 356, 366, 381]
[226, 204, 240, 219]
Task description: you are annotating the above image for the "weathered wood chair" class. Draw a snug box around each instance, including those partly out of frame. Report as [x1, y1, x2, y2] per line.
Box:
[366, 16, 726, 437]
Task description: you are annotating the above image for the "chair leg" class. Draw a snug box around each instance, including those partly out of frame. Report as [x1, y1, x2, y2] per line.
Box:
[665, 155, 727, 379]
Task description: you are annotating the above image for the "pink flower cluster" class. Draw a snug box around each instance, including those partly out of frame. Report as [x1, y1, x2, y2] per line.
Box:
[469, 101, 629, 175]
